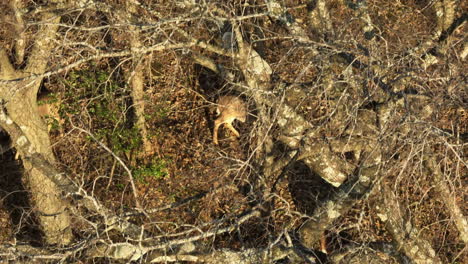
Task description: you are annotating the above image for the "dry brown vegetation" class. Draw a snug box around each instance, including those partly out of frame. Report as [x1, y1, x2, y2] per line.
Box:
[0, 0, 466, 263]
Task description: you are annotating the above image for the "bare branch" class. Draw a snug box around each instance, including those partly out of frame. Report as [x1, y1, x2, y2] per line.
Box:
[426, 157, 468, 244]
[375, 184, 443, 264]
[9, 0, 26, 65]
[0, 105, 146, 239]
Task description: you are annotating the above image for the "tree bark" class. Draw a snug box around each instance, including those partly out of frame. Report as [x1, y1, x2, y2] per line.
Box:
[375, 184, 443, 264]
[0, 11, 72, 245]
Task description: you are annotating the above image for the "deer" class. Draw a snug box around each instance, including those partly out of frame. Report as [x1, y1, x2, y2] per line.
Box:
[212, 96, 247, 145]
[37, 93, 62, 132]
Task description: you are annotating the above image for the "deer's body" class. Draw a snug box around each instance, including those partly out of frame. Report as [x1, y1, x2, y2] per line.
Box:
[213, 96, 247, 145]
[37, 94, 61, 132]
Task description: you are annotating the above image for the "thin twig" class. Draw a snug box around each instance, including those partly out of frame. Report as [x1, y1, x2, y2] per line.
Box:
[71, 124, 142, 209]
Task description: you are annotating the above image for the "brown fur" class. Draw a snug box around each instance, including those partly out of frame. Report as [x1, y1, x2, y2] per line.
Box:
[213, 96, 247, 145]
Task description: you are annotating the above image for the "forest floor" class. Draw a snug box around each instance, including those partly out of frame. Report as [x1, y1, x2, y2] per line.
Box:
[0, 56, 466, 262]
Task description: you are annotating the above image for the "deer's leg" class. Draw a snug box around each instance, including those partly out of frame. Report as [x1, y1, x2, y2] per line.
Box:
[213, 119, 222, 145]
[319, 232, 327, 254]
[225, 122, 240, 138]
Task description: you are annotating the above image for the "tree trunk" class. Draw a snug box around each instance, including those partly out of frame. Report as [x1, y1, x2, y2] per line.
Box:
[0, 11, 73, 245]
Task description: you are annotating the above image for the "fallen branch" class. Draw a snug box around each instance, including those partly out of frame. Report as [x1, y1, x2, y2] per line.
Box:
[426, 157, 468, 244]
[375, 184, 443, 264]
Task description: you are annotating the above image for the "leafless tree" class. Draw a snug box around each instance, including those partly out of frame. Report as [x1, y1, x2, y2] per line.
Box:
[0, 0, 466, 263]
